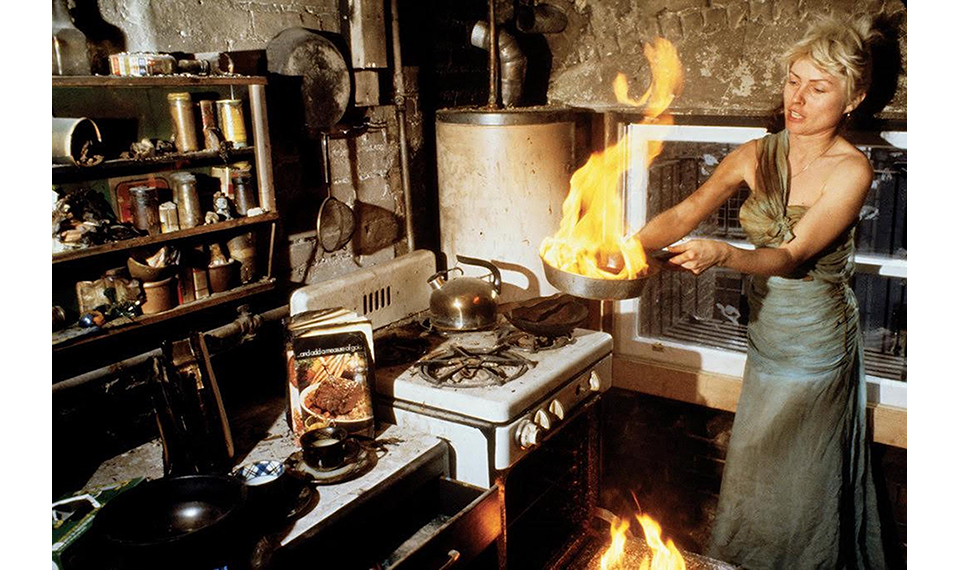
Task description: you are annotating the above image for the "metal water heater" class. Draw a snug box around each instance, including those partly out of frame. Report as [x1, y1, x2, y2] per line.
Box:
[435, 107, 586, 303]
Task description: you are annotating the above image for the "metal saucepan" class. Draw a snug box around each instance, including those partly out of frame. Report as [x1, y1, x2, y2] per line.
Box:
[541, 251, 672, 300]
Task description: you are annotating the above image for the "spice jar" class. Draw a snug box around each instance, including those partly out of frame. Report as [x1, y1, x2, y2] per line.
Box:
[216, 99, 247, 148]
[230, 169, 257, 216]
[167, 92, 199, 152]
[129, 186, 161, 235]
[170, 172, 203, 229]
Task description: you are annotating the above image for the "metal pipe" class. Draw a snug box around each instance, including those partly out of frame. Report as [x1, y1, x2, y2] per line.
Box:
[390, 0, 416, 252]
[487, 0, 499, 108]
[52, 304, 291, 395]
[470, 21, 526, 107]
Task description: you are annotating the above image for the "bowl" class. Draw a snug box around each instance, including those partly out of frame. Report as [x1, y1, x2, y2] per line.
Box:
[127, 255, 175, 282]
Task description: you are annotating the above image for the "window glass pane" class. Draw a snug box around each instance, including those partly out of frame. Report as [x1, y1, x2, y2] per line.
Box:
[856, 147, 907, 258]
[636, 140, 907, 382]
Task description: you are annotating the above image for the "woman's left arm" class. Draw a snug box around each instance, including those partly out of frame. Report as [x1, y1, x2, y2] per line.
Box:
[666, 155, 873, 276]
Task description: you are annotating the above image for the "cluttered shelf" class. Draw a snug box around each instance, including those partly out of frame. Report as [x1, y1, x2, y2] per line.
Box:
[52, 147, 256, 184]
[52, 277, 277, 351]
[53, 211, 278, 265]
[52, 75, 267, 88]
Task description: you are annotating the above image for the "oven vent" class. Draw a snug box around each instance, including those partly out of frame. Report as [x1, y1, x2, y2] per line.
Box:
[362, 286, 392, 316]
[289, 250, 436, 330]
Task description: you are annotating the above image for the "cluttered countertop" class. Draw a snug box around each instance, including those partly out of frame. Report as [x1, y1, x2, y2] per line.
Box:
[55, 395, 454, 569]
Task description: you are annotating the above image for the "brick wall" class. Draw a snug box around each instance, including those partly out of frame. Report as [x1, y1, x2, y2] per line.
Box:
[600, 388, 907, 564]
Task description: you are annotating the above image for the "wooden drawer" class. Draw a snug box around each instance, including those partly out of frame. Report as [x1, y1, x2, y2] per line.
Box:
[274, 476, 502, 570]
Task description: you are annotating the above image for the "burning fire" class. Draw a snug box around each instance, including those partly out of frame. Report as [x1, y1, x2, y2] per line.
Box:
[600, 512, 687, 570]
[539, 38, 684, 279]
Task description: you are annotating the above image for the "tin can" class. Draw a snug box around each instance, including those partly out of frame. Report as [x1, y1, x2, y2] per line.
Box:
[170, 172, 203, 229]
[167, 93, 199, 153]
[199, 100, 220, 151]
[109, 52, 176, 77]
[216, 99, 247, 148]
[129, 186, 161, 235]
[159, 201, 180, 233]
[230, 169, 257, 215]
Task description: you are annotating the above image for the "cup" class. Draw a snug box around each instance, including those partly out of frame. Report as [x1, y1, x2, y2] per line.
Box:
[300, 427, 347, 468]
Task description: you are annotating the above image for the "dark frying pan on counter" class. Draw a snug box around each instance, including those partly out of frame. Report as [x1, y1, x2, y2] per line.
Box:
[88, 475, 252, 569]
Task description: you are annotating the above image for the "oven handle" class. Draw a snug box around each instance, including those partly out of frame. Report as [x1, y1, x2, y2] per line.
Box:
[437, 549, 461, 570]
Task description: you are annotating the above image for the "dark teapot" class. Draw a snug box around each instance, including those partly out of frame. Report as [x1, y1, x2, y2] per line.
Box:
[428, 256, 502, 332]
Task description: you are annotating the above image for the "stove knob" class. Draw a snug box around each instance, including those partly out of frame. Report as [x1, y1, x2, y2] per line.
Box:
[516, 419, 543, 449]
[534, 409, 553, 431]
[588, 370, 603, 392]
[548, 399, 565, 421]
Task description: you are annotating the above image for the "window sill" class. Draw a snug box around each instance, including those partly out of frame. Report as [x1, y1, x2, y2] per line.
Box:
[611, 354, 907, 449]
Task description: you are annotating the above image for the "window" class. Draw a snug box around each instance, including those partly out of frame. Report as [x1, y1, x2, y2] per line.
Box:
[613, 122, 906, 408]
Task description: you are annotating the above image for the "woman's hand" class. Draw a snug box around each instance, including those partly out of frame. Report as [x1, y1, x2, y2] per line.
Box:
[665, 239, 732, 275]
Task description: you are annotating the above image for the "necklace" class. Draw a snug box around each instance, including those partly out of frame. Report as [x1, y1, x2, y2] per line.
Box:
[790, 138, 838, 179]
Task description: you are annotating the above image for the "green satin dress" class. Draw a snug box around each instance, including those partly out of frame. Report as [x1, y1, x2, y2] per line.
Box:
[705, 130, 888, 569]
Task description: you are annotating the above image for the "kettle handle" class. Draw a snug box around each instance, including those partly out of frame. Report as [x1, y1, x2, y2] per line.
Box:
[427, 267, 462, 290]
[455, 256, 502, 293]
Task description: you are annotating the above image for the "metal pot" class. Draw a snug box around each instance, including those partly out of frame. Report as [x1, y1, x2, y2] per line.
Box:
[428, 256, 502, 332]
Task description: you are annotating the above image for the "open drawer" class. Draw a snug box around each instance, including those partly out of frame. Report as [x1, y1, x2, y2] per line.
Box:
[273, 476, 502, 570]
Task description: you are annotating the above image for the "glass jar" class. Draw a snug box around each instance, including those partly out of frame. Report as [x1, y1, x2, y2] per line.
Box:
[167, 93, 200, 153]
[170, 172, 203, 229]
[230, 169, 257, 216]
[129, 186, 161, 235]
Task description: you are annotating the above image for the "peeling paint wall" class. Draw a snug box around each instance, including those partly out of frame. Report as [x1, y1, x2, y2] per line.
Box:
[96, 0, 340, 52]
[545, 0, 906, 116]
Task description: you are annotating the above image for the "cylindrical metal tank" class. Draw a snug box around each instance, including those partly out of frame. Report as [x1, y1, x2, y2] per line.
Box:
[436, 107, 586, 303]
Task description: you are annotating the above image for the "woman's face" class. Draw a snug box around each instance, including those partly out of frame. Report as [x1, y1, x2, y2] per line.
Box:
[783, 56, 860, 137]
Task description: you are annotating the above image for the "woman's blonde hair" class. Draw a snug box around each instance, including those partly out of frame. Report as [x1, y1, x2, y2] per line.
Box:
[783, 16, 877, 104]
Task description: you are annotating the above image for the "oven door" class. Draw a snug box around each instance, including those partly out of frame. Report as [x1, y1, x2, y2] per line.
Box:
[499, 394, 602, 570]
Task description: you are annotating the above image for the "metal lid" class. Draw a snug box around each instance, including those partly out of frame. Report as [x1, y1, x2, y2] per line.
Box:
[436, 106, 581, 126]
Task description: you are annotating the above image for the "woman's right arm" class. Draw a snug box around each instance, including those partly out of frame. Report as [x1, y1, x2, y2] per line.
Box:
[634, 139, 756, 250]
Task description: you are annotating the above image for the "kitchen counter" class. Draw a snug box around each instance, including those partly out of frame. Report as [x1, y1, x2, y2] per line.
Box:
[82, 401, 452, 554]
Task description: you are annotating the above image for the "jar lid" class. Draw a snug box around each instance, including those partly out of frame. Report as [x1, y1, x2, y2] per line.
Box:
[166, 92, 192, 102]
[169, 171, 196, 183]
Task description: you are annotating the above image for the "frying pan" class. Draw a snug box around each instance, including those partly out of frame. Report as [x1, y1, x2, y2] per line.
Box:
[541, 252, 669, 300]
[91, 475, 250, 568]
[504, 294, 589, 337]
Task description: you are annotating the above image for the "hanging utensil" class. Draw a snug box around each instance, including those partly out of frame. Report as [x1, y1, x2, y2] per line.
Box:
[315, 133, 357, 252]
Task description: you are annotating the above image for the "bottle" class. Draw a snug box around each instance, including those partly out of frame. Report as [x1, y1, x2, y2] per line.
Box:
[52, 0, 90, 75]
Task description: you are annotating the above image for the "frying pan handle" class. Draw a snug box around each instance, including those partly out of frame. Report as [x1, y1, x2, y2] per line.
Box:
[455, 256, 502, 293]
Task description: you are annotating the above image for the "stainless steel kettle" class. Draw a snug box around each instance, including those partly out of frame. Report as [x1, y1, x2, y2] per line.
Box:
[428, 256, 502, 332]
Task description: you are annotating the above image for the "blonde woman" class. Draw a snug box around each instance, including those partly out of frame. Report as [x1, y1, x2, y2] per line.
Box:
[635, 17, 893, 569]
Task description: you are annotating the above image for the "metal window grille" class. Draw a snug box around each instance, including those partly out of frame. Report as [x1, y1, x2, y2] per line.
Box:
[637, 142, 907, 381]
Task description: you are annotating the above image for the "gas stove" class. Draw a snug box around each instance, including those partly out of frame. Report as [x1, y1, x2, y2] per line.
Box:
[290, 250, 613, 488]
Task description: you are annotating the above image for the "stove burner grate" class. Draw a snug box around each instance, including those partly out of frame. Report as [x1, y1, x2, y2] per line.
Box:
[497, 328, 575, 353]
[417, 344, 536, 387]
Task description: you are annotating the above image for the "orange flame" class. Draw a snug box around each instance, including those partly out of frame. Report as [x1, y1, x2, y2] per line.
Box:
[540, 38, 684, 279]
[599, 512, 687, 570]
